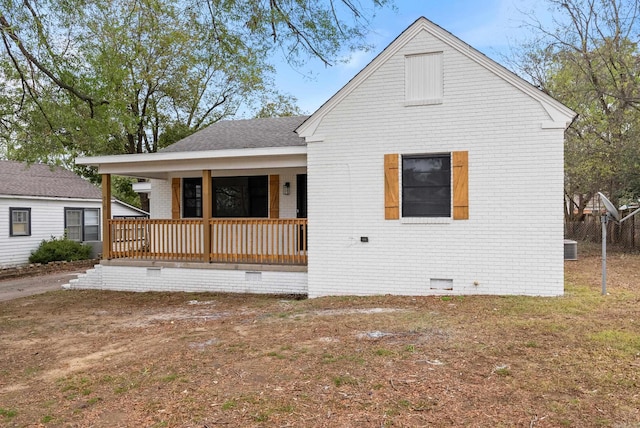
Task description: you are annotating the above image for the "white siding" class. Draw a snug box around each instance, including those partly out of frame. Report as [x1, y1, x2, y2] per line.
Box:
[112, 201, 147, 217]
[305, 29, 565, 297]
[0, 197, 145, 268]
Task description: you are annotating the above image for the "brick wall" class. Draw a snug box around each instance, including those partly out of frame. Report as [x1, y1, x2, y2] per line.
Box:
[305, 29, 565, 297]
[150, 179, 172, 219]
[70, 263, 307, 295]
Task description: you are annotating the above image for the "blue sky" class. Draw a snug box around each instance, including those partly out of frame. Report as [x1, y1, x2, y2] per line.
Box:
[271, 0, 549, 114]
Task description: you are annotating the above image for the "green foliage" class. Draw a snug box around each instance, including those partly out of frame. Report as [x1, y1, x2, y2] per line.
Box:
[332, 375, 358, 387]
[112, 176, 142, 209]
[589, 330, 640, 355]
[254, 94, 305, 118]
[514, 0, 640, 217]
[29, 236, 92, 264]
[0, 0, 391, 175]
[0, 408, 17, 418]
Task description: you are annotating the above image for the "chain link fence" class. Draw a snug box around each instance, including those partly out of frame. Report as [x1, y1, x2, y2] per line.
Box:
[565, 214, 640, 250]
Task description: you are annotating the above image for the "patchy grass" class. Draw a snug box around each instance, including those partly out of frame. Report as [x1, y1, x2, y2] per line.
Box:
[1, 250, 640, 426]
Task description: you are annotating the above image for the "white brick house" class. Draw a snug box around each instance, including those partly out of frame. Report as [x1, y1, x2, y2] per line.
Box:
[75, 17, 575, 297]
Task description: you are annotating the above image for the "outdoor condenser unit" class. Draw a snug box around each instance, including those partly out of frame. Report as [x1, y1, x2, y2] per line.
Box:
[564, 239, 578, 261]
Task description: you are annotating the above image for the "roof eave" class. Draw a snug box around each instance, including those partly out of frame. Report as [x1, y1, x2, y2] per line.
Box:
[76, 146, 308, 179]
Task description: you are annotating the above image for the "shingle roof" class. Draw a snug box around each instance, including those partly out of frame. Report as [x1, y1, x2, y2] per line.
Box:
[160, 115, 309, 153]
[0, 160, 102, 199]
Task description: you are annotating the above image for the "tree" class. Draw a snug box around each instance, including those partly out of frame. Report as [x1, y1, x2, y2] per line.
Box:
[0, 0, 392, 209]
[0, 0, 392, 157]
[1, 0, 270, 161]
[254, 94, 305, 118]
[513, 0, 640, 219]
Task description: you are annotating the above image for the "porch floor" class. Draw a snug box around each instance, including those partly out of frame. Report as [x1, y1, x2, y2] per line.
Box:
[100, 258, 307, 273]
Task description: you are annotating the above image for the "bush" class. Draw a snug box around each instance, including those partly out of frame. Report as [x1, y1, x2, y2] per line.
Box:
[29, 236, 92, 264]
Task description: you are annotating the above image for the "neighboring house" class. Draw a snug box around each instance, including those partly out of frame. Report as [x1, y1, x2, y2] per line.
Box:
[0, 160, 148, 268]
[74, 17, 575, 297]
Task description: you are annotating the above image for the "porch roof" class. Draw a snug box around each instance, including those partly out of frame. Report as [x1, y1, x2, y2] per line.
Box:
[161, 116, 308, 152]
[76, 146, 307, 180]
[76, 116, 309, 179]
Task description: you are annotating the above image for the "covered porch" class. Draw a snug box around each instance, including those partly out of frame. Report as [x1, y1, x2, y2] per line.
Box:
[81, 144, 308, 268]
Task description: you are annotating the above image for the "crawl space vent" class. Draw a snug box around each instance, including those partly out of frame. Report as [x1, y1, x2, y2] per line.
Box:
[245, 271, 262, 281]
[430, 278, 453, 290]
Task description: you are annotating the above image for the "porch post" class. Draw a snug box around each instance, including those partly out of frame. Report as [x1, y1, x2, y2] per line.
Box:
[101, 174, 112, 259]
[202, 170, 212, 262]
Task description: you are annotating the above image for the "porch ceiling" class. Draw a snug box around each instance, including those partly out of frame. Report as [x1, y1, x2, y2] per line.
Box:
[76, 146, 307, 179]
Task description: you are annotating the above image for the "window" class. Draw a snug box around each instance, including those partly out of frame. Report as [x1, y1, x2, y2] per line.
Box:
[213, 176, 268, 217]
[84, 209, 100, 241]
[65, 208, 100, 241]
[384, 151, 468, 221]
[405, 52, 443, 105]
[183, 178, 202, 218]
[402, 154, 451, 217]
[181, 176, 268, 218]
[10, 208, 31, 236]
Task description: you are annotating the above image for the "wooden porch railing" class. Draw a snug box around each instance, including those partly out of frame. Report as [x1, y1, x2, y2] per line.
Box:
[106, 218, 307, 265]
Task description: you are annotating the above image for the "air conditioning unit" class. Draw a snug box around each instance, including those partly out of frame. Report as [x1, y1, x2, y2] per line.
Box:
[564, 239, 578, 260]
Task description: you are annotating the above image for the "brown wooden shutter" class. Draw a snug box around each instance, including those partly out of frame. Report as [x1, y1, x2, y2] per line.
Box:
[384, 154, 399, 220]
[452, 151, 469, 220]
[269, 175, 280, 219]
[171, 178, 180, 219]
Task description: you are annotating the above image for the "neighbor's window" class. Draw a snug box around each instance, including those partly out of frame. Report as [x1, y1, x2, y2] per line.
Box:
[65, 208, 100, 241]
[405, 52, 443, 105]
[181, 176, 268, 218]
[402, 154, 451, 217]
[10, 207, 31, 236]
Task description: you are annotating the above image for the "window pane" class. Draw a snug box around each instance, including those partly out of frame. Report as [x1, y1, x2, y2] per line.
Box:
[83, 209, 100, 241]
[84, 209, 99, 226]
[213, 176, 268, 218]
[402, 157, 450, 186]
[66, 227, 82, 241]
[214, 177, 250, 217]
[248, 176, 268, 217]
[13, 223, 27, 234]
[402, 155, 451, 217]
[66, 209, 82, 241]
[183, 178, 203, 218]
[403, 187, 451, 217]
[66, 210, 82, 226]
[11, 209, 31, 236]
[9, 208, 31, 236]
[84, 226, 99, 241]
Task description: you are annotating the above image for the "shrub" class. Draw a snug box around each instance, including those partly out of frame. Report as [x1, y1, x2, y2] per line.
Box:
[29, 236, 92, 264]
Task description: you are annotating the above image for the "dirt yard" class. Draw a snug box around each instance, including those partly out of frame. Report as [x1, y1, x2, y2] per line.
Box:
[1, 246, 640, 427]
